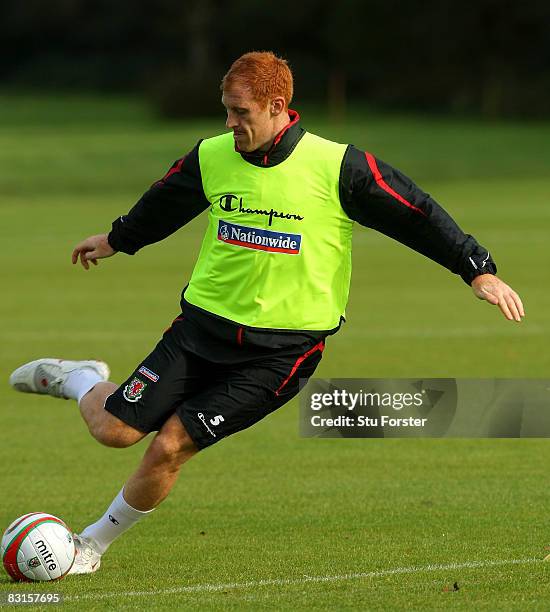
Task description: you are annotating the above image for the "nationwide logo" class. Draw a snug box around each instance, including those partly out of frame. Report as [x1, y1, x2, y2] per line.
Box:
[217, 220, 301, 254]
[217, 194, 304, 227]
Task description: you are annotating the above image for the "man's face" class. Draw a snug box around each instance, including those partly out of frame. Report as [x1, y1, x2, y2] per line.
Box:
[222, 82, 275, 153]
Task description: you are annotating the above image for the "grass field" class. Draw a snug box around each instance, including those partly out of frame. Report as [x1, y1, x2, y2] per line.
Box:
[1, 94, 549, 610]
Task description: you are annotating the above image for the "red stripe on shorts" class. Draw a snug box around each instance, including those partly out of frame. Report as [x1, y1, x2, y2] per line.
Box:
[274, 341, 325, 396]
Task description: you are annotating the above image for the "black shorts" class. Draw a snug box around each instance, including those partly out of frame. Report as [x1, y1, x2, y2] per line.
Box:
[104, 311, 325, 450]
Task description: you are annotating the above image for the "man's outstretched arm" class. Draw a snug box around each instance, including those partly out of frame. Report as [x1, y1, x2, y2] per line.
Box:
[72, 141, 210, 269]
[340, 145, 525, 321]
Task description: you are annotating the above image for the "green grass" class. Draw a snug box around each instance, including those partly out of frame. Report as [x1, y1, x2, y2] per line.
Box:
[1, 94, 549, 610]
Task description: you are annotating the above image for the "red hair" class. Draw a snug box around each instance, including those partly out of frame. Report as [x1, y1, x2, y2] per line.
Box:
[221, 51, 293, 110]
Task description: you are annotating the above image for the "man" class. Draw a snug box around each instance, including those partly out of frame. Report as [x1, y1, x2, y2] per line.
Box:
[9, 51, 524, 574]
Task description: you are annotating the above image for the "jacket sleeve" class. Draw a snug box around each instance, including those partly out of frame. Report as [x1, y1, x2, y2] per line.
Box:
[339, 145, 497, 285]
[107, 141, 210, 255]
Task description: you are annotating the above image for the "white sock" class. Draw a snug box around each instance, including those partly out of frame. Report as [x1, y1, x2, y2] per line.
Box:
[63, 369, 103, 404]
[80, 488, 154, 554]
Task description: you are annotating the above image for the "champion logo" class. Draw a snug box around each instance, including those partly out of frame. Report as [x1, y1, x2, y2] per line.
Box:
[217, 194, 304, 226]
[217, 220, 301, 254]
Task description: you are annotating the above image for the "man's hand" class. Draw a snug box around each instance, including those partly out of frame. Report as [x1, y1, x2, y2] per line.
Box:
[471, 274, 525, 322]
[71, 233, 117, 270]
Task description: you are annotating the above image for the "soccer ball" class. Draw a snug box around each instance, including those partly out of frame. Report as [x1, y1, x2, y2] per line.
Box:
[1, 513, 76, 581]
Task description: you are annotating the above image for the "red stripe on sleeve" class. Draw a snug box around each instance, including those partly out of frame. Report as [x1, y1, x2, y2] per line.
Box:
[365, 152, 427, 217]
[159, 155, 187, 184]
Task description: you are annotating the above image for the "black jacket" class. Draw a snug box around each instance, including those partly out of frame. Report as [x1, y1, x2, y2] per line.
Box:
[108, 110, 496, 342]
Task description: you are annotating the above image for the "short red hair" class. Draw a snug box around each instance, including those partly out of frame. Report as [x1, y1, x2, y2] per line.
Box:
[221, 51, 293, 110]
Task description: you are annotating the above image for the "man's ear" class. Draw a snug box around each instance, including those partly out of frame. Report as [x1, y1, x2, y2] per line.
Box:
[270, 97, 286, 116]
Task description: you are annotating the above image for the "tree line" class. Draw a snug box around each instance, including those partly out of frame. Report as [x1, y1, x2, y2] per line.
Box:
[2, 0, 549, 118]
